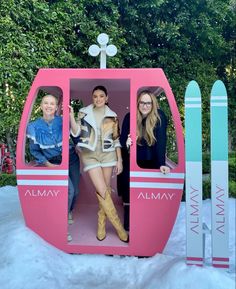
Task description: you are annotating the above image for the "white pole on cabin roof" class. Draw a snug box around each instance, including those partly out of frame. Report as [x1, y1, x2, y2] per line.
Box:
[88, 33, 117, 69]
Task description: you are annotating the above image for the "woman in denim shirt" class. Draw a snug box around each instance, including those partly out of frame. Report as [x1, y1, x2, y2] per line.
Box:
[27, 94, 80, 242]
[27, 114, 63, 165]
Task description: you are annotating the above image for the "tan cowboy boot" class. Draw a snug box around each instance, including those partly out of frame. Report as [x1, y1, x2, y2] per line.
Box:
[97, 203, 106, 241]
[97, 188, 129, 242]
[96, 188, 112, 241]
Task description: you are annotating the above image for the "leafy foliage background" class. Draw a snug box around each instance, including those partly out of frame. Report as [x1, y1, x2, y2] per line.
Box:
[0, 0, 235, 155]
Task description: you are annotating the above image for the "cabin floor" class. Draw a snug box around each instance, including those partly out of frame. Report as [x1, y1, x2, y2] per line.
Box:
[68, 203, 129, 247]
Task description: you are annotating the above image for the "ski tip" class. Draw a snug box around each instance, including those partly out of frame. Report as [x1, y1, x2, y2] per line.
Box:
[211, 80, 227, 97]
[185, 80, 201, 101]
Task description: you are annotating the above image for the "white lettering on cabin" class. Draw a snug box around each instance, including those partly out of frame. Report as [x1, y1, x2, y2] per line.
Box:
[137, 192, 175, 201]
[25, 189, 60, 197]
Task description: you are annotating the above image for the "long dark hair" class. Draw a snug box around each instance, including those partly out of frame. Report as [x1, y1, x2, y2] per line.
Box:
[92, 85, 108, 96]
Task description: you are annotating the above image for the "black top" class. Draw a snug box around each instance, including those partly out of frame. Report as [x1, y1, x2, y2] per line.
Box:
[117, 109, 167, 202]
[120, 109, 168, 169]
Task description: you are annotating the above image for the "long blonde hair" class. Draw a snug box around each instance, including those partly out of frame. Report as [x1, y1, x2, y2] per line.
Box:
[137, 90, 161, 146]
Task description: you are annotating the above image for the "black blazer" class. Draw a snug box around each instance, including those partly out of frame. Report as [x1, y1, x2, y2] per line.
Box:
[120, 109, 168, 169]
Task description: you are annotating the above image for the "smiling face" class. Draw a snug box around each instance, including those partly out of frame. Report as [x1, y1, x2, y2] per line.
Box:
[138, 93, 153, 117]
[40, 95, 58, 119]
[92, 89, 108, 108]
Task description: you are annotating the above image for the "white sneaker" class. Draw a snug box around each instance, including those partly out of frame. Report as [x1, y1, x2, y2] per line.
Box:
[67, 233, 72, 242]
[68, 212, 74, 225]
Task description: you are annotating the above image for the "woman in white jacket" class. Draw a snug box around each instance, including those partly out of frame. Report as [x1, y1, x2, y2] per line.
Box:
[70, 85, 128, 243]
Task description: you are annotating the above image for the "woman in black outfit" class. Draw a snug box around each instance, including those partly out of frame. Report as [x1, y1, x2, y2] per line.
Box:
[117, 90, 170, 231]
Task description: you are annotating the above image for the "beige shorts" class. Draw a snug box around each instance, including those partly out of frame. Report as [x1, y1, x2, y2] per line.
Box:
[81, 139, 117, 172]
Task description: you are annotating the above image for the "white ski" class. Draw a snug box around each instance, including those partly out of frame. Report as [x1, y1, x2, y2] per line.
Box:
[210, 80, 229, 269]
[185, 80, 203, 266]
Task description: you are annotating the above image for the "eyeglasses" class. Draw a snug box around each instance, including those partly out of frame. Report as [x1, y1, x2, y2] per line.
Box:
[139, 101, 152, 107]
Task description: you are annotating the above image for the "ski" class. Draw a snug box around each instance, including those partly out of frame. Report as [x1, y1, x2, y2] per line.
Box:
[210, 80, 229, 269]
[185, 80, 203, 266]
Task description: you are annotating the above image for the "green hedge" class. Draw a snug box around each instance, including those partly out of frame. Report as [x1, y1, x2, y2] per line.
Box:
[0, 173, 17, 187]
[202, 179, 236, 199]
[168, 151, 235, 178]
[201, 151, 236, 199]
[203, 151, 236, 179]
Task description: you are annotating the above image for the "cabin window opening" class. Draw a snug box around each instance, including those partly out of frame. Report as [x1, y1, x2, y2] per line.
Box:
[25, 87, 63, 166]
[136, 86, 178, 170]
[68, 78, 131, 245]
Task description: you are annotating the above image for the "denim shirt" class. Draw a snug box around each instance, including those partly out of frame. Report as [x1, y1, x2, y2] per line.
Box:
[26, 115, 63, 164]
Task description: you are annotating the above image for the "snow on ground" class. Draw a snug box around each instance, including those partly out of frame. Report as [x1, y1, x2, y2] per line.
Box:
[0, 186, 235, 289]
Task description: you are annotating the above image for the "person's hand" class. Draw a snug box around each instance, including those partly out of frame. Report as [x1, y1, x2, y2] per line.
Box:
[45, 161, 58, 167]
[68, 105, 74, 117]
[75, 145, 81, 154]
[126, 134, 133, 149]
[114, 159, 123, 175]
[160, 165, 170, 174]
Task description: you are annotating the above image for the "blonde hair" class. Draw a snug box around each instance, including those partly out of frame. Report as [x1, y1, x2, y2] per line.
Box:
[137, 90, 161, 146]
